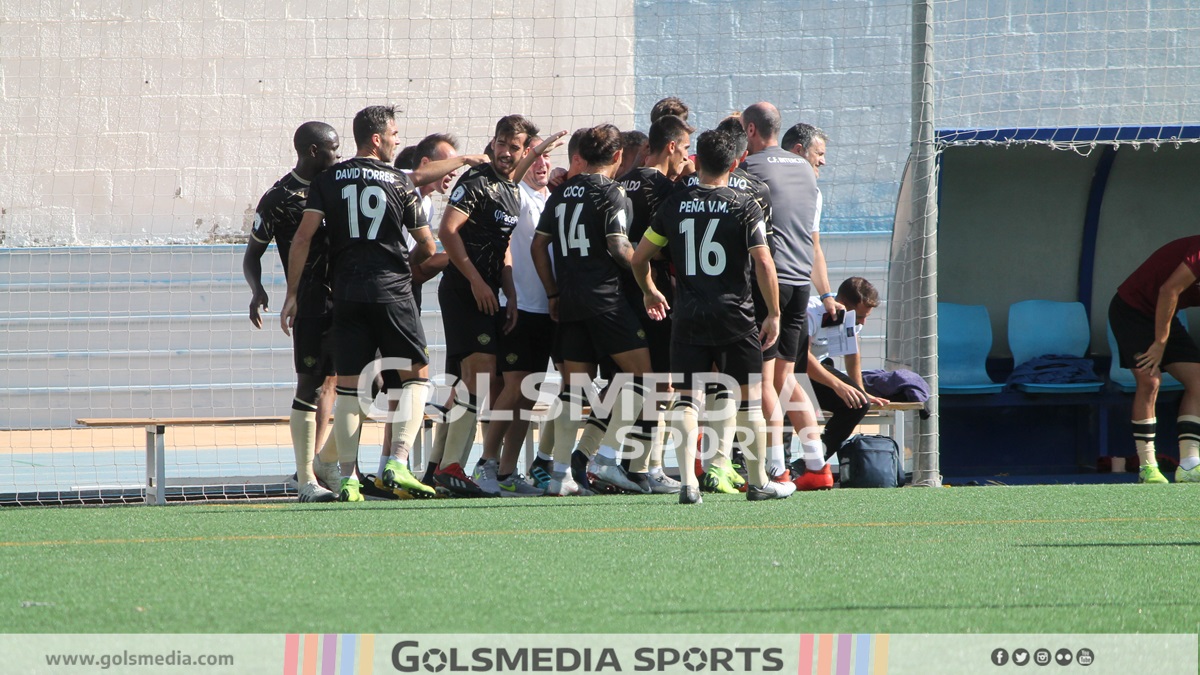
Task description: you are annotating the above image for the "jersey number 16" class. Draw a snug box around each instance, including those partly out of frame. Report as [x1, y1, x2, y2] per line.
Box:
[680, 217, 726, 276]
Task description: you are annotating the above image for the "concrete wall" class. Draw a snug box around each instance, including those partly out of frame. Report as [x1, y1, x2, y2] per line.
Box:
[0, 0, 636, 245]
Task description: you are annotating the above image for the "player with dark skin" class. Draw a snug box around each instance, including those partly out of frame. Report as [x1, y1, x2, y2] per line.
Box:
[243, 121, 342, 500]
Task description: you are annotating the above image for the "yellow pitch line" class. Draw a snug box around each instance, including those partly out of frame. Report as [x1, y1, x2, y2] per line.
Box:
[0, 516, 1195, 549]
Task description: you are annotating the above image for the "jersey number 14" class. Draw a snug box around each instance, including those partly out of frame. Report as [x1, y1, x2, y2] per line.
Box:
[341, 184, 387, 240]
[554, 202, 591, 257]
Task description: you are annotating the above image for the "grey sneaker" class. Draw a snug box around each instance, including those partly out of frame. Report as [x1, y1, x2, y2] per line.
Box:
[313, 459, 342, 493]
[472, 459, 501, 496]
[679, 485, 702, 505]
[497, 473, 544, 497]
[747, 480, 796, 501]
[592, 454, 645, 494]
[298, 481, 336, 503]
[648, 467, 681, 494]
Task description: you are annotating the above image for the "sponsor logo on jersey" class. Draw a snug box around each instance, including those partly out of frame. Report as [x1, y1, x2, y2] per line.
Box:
[493, 210, 519, 227]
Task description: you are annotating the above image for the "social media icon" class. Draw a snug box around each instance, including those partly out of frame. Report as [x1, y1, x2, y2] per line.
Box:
[992, 648, 1009, 665]
[1034, 649, 1051, 666]
[1056, 649, 1072, 665]
[1076, 648, 1094, 666]
[1013, 649, 1030, 666]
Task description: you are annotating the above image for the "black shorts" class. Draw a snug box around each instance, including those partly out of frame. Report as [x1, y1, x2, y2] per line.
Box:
[558, 303, 648, 364]
[755, 282, 810, 367]
[292, 314, 335, 377]
[499, 310, 556, 373]
[332, 298, 428, 380]
[671, 333, 763, 391]
[1109, 294, 1200, 369]
[439, 281, 504, 360]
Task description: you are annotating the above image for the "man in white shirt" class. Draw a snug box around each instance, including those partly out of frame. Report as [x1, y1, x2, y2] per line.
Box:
[794, 276, 889, 486]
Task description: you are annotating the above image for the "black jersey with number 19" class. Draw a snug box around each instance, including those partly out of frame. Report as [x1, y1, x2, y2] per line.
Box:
[304, 157, 428, 304]
[535, 173, 634, 322]
[647, 183, 768, 346]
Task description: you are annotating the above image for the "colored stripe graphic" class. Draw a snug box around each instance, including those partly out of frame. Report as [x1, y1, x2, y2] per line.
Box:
[284, 634, 299, 675]
[837, 634, 851, 675]
[817, 634, 833, 675]
[873, 635, 889, 675]
[856, 634, 872, 675]
[323, 634, 337, 674]
[358, 634, 374, 675]
[798, 634, 814, 675]
[340, 634, 356, 675]
[303, 634, 318, 675]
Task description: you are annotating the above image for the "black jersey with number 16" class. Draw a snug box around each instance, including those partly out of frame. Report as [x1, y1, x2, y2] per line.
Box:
[647, 183, 768, 346]
[304, 156, 428, 304]
[535, 173, 634, 322]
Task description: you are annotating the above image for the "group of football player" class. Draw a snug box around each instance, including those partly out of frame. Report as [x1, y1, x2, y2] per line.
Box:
[246, 96, 874, 505]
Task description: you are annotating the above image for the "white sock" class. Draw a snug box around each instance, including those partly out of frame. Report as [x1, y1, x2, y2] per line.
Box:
[767, 444, 786, 476]
[378, 455, 389, 475]
[536, 450, 552, 462]
[553, 461, 571, 475]
[597, 444, 617, 461]
[802, 439, 826, 472]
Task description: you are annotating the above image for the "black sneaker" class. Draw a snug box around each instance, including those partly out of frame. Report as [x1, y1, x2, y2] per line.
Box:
[570, 450, 597, 493]
[433, 462, 492, 498]
[624, 471, 653, 495]
[679, 485, 703, 505]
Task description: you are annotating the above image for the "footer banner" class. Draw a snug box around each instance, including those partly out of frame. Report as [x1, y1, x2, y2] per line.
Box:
[2, 633, 1194, 674]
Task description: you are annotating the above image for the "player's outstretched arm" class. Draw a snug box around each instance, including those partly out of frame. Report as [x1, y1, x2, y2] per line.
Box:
[751, 247, 780, 350]
[410, 154, 488, 187]
[632, 233, 669, 321]
[281, 210, 321, 336]
[513, 131, 568, 184]
[242, 237, 270, 329]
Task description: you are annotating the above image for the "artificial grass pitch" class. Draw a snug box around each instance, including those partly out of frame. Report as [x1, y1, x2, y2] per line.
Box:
[2, 484, 1199, 635]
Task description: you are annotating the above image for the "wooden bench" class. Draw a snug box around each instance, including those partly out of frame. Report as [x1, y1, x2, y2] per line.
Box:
[76, 414, 439, 505]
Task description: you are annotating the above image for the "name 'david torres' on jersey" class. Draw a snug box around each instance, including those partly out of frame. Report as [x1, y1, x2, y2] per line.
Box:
[678, 199, 730, 214]
[335, 166, 397, 183]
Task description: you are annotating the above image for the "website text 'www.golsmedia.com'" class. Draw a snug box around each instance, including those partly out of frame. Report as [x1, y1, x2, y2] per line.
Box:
[45, 650, 234, 669]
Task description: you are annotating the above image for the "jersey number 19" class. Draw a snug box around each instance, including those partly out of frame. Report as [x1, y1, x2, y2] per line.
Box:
[342, 184, 387, 240]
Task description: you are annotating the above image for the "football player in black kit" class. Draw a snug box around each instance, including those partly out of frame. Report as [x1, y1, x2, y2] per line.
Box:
[616, 114, 695, 494]
[532, 124, 659, 497]
[632, 127, 794, 505]
[244, 121, 343, 502]
[435, 115, 565, 497]
[281, 105, 437, 503]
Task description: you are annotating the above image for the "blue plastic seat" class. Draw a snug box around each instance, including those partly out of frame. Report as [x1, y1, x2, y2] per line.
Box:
[1007, 300, 1103, 393]
[1106, 314, 1186, 393]
[938, 302, 1003, 394]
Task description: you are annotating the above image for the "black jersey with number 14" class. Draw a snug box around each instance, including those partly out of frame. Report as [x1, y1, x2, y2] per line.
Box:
[648, 183, 768, 346]
[535, 173, 634, 322]
[304, 156, 428, 304]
